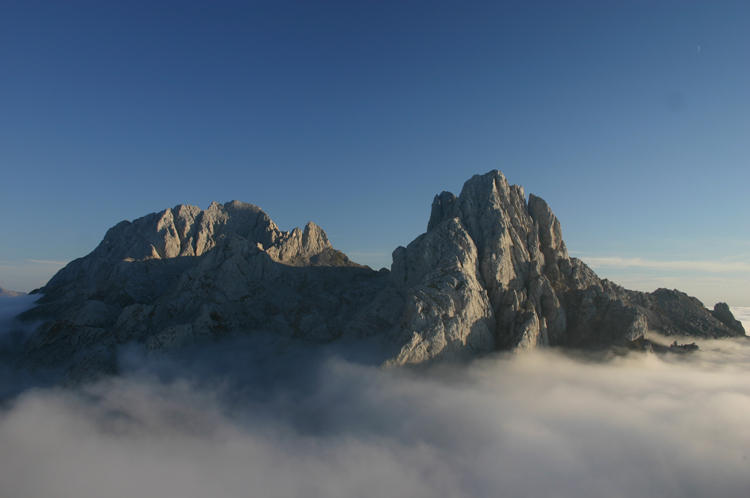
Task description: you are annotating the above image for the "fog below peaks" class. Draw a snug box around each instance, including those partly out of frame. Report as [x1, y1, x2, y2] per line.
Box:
[1, 298, 749, 498]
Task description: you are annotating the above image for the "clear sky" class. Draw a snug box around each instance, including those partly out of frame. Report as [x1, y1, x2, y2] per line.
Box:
[1, 0, 748, 306]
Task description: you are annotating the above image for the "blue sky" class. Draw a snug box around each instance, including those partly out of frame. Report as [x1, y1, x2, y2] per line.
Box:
[1, 0, 748, 305]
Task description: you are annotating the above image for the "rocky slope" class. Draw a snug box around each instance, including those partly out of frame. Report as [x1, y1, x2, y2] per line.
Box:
[18, 201, 387, 380]
[360, 171, 743, 365]
[16, 171, 745, 379]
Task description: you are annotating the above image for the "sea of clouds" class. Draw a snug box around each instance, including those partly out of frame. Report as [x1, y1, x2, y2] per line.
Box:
[1, 298, 749, 498]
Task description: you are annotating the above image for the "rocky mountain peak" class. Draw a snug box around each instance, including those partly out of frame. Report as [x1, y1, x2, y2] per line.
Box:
[383, 170, 743, 364]
[12, 170, 745, 381]
[387, 170, 598, 363]
[711, 302, 746, 334]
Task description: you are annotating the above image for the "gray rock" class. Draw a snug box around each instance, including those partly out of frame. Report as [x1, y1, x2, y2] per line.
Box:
[13, 171, 745, 380]
[598, 285, 743, 339]
[382, 171, 646, 364]
[384, 217, 495, 365]
[711, 302, 746, 335]
[364, 171, 742, 364]
[18, 201, 384, 378]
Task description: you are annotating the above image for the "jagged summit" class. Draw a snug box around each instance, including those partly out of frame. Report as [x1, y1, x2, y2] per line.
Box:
[14, 171, 745, 380]
[57, 200, 353, 267]
[386, 170, 618, 364]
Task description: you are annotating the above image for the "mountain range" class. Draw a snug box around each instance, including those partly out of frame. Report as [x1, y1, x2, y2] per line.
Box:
[0, 287, 26, 298]
[13, 171, 745, 381]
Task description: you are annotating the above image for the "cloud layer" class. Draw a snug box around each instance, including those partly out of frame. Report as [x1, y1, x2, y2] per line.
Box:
[2, 330, 750, 498]
[732, 307, 750, 333]
[584, 256, 750, 274]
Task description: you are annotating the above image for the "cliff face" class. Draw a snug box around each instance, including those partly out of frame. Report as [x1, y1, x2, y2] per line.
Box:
[381, 172, 644, 364]
[380, 172, 744, 365]
[17, 171, 745, 379]
[19, 201, 386, 380]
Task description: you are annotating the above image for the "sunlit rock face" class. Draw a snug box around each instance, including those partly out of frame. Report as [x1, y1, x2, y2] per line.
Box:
[382, 172, 743, 365]
[15, 171, 745, 379]
[19, 201, 385, 381]
[383, 171, 642, 364]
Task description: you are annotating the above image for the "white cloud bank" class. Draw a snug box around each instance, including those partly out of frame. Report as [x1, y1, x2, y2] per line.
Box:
[578, 255, 750, 306]
[2, 337, 750, 498]
[584, 256, 750, 274]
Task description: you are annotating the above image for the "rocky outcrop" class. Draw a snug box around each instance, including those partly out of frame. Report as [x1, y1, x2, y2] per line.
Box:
[19, 201, 385, 380]
[711, 302, 746, 335]
[381, 171, 645, 364]
[14, 171, 746, 380]
[383, 217, 495, 365]
[363, 171, 743, 364]
[593, 284, 744, 339]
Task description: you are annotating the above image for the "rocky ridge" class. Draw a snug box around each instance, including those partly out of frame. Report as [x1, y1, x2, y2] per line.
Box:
[16, 171, 745, 379]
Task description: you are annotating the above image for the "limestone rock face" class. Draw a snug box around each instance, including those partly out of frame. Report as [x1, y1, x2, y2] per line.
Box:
[14, 171, 746, 380]
[19, 202, 383, 380]
[385, 218, 495, 365]
[363, 171, 744, 365]
[380, 171, 647, 364]
[604, 286, 745, 339]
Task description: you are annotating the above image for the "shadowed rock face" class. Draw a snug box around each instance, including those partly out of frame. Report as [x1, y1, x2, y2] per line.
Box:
[711, 302, 746, 334]
[15, 172, 745, 379]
